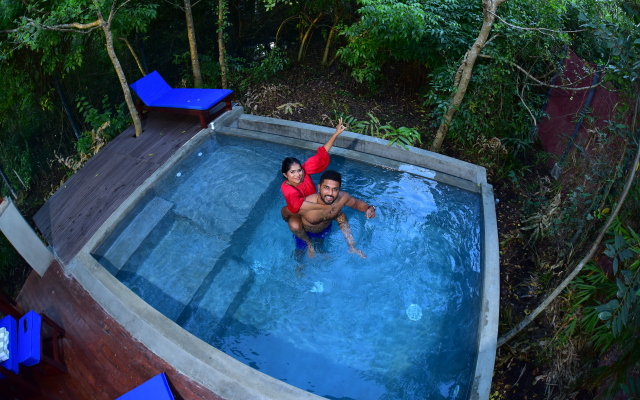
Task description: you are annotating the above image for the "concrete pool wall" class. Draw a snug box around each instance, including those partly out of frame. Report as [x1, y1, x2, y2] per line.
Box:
[67, 106, 499, 400]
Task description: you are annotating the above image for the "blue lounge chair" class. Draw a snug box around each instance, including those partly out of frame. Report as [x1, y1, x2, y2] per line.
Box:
[130, 71, 233, 128]
[117, 372, 180, 400]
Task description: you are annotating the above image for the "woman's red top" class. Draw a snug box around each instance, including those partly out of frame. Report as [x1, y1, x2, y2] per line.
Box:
[280, 146, 330, 213]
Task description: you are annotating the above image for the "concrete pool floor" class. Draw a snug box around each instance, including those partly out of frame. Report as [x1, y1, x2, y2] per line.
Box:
[62, 107, 499, 400]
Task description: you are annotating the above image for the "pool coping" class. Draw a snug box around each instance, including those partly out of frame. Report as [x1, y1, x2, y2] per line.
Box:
[67, 106, 499, 400]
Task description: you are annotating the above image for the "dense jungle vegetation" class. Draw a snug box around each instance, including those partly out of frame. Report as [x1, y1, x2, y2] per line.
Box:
[1, 0, 639, 398]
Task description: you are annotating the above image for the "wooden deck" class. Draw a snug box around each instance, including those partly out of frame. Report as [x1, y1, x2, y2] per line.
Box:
[33, 113, 204, 264]
[2, 261, 225, 399]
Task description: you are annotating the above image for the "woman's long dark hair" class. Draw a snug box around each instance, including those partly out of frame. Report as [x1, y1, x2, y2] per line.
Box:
[281, 157, 302, 175]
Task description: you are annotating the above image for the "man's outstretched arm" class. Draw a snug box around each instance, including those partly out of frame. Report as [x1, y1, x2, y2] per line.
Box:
[336, 212, 366, 258]
[343, 195, 376, 219]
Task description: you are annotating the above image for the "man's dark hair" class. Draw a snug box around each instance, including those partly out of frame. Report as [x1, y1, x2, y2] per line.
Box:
[281, 157, 302, 175]
[319, 170, 342, 186]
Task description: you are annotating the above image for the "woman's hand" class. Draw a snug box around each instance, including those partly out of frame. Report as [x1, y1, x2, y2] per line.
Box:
[335, 117, 346, 135]
[324, 118, 346, 152]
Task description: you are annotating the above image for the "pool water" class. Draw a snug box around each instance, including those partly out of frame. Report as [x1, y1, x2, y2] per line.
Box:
[93, 134, 483, 400]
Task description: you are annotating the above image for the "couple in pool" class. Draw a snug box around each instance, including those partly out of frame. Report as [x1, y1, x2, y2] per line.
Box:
[280, 119, 376, 258]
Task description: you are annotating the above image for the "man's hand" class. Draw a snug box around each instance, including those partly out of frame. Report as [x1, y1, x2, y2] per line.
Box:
[365, 205, 376, 219]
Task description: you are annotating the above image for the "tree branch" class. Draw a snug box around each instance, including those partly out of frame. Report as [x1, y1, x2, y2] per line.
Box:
[18, 18, 102, 33]
[163, 0, 185, 11]
[479, 54, 603, 91]
[516, 82, 536, 126]
[498, 137, 640, 347]
[488, 9, 587, 35]
[118, 36, 146, 76]
[111, 0, 132, 24]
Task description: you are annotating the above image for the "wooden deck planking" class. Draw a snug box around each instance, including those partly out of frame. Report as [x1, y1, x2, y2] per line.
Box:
[33, 113, 204, 264]
[40, 151, 146, 237]
[40, 157, 156, 263]
[34, 149, 126, 238]
[4, 262, 224, 400]
[49, 158, 153, 241]
[34, 115, 194, 238]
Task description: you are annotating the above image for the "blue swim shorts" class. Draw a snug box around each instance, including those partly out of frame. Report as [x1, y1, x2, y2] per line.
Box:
[294, 223, 332, 249]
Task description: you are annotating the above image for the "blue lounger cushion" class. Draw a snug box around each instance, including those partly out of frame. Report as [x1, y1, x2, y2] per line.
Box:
[17, 310, 41, 367]
[130, 71, 232, 110]
[117, 372, 176, 400]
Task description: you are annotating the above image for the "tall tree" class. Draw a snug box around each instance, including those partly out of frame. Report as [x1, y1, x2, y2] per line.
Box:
[164, 0, 203, 87]
[430, 0, 509, 152]
[185, 0, 203, 87]
[6, 0, 157, 137]
[218, 0, 229, 89]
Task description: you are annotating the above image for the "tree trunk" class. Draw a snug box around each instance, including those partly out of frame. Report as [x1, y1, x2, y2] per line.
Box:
[298, 13, 323, 63]
[53, 76, 81, 140]
[430, 0, 509, 152]
[100, 20, 143, 137]
[185, 0, 203, 88]
[218, 0, 228, 89]
[322, 15, 339, 66]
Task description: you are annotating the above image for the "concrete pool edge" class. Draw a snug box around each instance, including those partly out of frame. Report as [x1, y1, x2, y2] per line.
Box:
[69, 107, 499, 400]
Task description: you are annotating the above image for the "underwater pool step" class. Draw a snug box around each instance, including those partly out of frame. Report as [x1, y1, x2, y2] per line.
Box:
[100, 196, 174, 273]
[178, 257, 253, 341]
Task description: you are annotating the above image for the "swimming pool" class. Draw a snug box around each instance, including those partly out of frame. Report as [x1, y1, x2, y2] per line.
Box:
[92, 132, 483, 399]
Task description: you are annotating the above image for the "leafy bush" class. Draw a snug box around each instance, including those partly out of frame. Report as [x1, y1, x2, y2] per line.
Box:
[333, 111, 422, 149]
[558, 220, 640, 395]
[229, 47, 289, 93]
[75, 95, 128, 151]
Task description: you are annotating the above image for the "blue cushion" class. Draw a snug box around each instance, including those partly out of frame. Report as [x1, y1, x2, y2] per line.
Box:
[150, 88, 233, 110]
[17, 311, 41, 367]
[116, 372, 175, 400]
[130, 71, 233, 110]
[130, 71, 172, 105]
[0, 315, 19, 378]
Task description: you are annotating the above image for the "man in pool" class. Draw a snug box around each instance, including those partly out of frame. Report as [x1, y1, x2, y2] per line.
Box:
[296, 170, 376, 258]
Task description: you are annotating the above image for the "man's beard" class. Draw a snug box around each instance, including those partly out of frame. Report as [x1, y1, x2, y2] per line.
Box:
[321, 195, 336, 205]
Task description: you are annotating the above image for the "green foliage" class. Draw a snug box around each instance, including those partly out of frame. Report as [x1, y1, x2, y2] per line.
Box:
[333, 111, 422, 149]
[0, 233, 18, 280]
[6, 1, 157, 75]
[384, 126, 422, 149]
[333, 111, 391, 137]
[228, 47, 289, 93]
[199, 54, 223, 88]
[75, 95, 128, 153]
[248, 47, 289, 83]
[596, 226, 640, 335]
[338, 0, 480, 83]
[559, 220, 640, 394]
[577, 6, 640, 89]
[622, 376, 640, 399]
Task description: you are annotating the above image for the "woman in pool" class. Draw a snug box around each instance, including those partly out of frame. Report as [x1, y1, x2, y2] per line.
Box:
[281, 119, 346, 256]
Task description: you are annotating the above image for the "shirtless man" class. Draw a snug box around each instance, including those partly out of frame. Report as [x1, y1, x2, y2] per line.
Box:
[297, 170, 376, 258]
